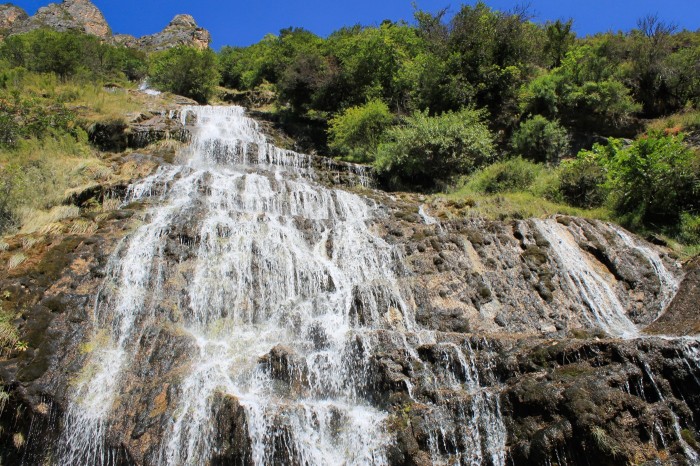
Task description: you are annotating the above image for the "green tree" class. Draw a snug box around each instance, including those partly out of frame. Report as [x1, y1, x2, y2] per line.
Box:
[544, 19, 575, 68]
[149, 46, 219, 103]
[375, 108, 494, 188]
[327, 99, 393, 162]
[511, 115, 570, 163]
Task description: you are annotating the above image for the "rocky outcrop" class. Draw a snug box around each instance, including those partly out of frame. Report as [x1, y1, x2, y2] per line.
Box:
[10, 0, 111, 38]
[0, 3, 27, 33]
[4, 1, 210, 51]
[116, 14, 211, 51]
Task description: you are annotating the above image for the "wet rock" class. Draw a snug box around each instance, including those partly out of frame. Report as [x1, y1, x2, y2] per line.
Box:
[646, 259, 700, 336]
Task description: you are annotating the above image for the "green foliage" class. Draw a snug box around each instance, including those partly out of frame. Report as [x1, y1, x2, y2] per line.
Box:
[0, 29, 147, 81]
[601, 133, 700, 226]
[466, 157, 547, 194]
[0, 93, 79, 149]
[521, 45, 642, 132]
[511, 115, 570, 163]
[327, 99, 393, 162]
[558, 153, 608, 208]
[150, 46, 219, 103]
[567, 133, 700, 228]
[375, 108, 494, 189]
[544, 20, 575, 68]
[680, 213, 700, 244]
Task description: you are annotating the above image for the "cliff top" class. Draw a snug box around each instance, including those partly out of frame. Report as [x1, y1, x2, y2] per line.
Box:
[0, 0, 210, 50]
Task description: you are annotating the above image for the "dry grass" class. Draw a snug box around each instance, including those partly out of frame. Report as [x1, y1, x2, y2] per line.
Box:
[19, 206, 80, 235]
[69, 220, 98, 236]
[647, 108, 700, 133]
[7, 252, 27, 270]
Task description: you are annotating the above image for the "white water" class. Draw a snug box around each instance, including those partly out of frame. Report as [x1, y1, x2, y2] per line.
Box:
[57, 105, 506, 465]
[419, 205, 438, 226]
[534, 219, 640, 338]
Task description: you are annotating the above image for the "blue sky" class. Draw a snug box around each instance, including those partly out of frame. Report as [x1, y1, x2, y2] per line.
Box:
[11, 0, 700, 49]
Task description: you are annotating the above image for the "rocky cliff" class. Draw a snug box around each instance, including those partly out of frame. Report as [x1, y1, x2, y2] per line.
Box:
[0, 104, 698, 466]
[2, 0, 210, 50]
[114, 14, 211, 51]
[0, 3, 27, 31]
[8, 0, 110, 38]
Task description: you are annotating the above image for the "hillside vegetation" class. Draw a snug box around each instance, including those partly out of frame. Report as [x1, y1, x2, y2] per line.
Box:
[214, 3, 700, 253]
[0, 2, 699, 255]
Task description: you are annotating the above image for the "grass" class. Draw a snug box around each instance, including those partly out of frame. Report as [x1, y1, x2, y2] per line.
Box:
[442, 159, 611, 222]
[0, 302, 19, 352]
[646, 108, 700, 133]
[15, 72, 144, 121]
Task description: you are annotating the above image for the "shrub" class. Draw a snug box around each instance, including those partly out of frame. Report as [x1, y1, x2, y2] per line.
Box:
[511, 115, 570, 164]
[603, 133, 699, 225]
[558, 153, 608, 208]
[375, 108, 495, 189]
[680, 213, 700, 244]
[327, 99, 393, 162]
[467, 157, 545, 194]
[149, 46, 219, 103]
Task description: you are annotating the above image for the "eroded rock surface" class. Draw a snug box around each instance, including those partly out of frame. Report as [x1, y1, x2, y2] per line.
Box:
[4, 1, 211, 51]
[0, 107, 698, 466]
[116, 14, 211, 51]
[10, 0, 111, 38]
[0, 3, 27, 32]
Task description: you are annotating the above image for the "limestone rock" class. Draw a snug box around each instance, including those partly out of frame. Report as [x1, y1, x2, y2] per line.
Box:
[0, 4, 27, 33]
[132, 14, 211, 52]
[10, 0, 111, 38]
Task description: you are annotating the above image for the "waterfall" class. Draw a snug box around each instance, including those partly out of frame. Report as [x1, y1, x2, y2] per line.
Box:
[56, 105, 506, 465]
[534, 219, 640, 338]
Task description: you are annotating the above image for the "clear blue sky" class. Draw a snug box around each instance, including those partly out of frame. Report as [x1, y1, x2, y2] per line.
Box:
[11, 1, 700, 49]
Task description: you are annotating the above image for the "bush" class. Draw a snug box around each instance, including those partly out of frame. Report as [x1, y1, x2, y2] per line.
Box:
[0, 94, 79, 149]
[604, 133, 700, 225]
[375, 108, 494, 189]
[680, 213, 700, 244]
[571, 133, 700, 226]
[467, 157, 545, 194]
[327, 99, 393, 162]
[511, 115, 570, 163]
[149, 46, 219, 103]
[558, 153, 608, 208]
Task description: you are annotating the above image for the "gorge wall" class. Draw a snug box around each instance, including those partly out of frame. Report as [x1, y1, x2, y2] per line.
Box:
[0, 105, 698, 465]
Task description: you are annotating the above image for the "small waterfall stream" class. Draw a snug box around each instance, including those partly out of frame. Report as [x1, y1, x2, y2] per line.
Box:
[56, 106, 506, 465]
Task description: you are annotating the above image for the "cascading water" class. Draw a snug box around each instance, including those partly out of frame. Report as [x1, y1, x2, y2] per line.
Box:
[534, 219, 640, 338]
[57, 105, 506, 465]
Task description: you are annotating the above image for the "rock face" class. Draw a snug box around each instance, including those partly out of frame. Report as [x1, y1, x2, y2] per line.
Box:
[114, 14, 211, 51]
[10, 0, 111, 38]
[4, 1, 210, 51]
[0, 3, 27, 32]
[0, 106, 698, 466]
